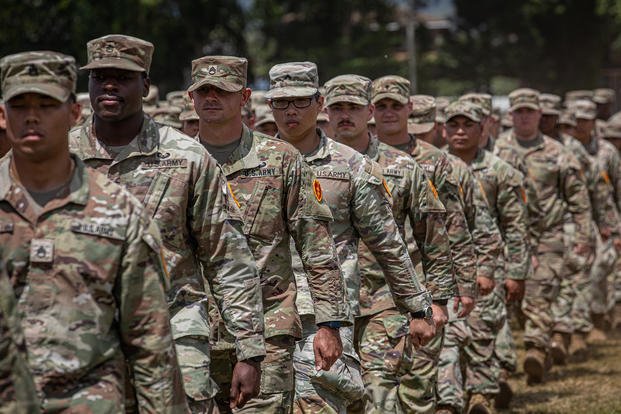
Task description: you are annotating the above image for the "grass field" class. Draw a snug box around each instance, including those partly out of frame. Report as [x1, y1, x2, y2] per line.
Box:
[504, 331, 621, 414]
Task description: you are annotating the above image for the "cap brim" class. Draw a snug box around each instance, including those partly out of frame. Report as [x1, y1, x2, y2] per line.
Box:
[541, 108, 560, 116]
[325, 95, 368, 107]
[179, 110, 199, 121]
[575, 111, 596, 120]
[593, 98, 610, 104]
[604, 129, 621, 139]
[81, 57, 145, 72]
[265, 86, 317, 99]
[509, 103, 540, 112]
[3, 83, 70, 103]
[407, 121, 435, 134]
[371, 92, 408, 105]
[255, 117, 276, 127]
[187, 78, 242, 93]
[446, 112, 481, 123]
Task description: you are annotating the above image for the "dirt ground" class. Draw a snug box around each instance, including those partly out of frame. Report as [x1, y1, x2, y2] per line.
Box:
[502, 330, 621, 414]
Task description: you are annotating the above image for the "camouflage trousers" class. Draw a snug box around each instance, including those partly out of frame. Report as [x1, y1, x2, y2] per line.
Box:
[188, 398, 221, 414]
[211, 335, 295, 414]
[522, 235, 565, 350]
[552, 222, 592, 334]
[352, 309, 413, 414]
[293, 315, 364, 414]
[436, 305, 471, 411]
[494, 310, 517, 373]
[590, 234, 617, 316]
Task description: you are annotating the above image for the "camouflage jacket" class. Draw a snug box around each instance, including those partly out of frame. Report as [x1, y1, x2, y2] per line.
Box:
[447, 153, 504, 281]
[69, 116, 265, 400]
[494, 132, 593, 250]
[394, 136, 477, 297]
[0, 263, 39, 414]
[468, 149, 531, 280]
[292, 131, 431, 319]
[211, 125, 349, 338]
[358, 134, 454, 316]
[0, 155, 187, 413]
[553, 133, 619, 239]
[493, 142, 544, 249]
[582, 135, 621, 237]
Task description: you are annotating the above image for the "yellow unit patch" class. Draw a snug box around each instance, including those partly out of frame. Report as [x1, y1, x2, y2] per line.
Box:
[227, 182, 241, 208]
[601, 170, 611, 186]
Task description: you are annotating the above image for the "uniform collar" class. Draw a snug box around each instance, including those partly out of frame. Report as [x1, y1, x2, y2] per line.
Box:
[220, 123, 261, 176]
[0, 153, 90, 224]
[303, 129, 332, 162]
[470, 148, 488, 171]
[74, 114, 160, 164]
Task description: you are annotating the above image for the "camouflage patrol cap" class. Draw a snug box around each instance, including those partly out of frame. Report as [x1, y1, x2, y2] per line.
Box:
[508, 88, 540, 111]
[559, 109, 577, 127]
[150, 106, 182, 129]
[501, 112, 513, 128]
[188, 56, 247, 93]
[143, 85, 159, 106]
[408, 95, 436, 134]
[265, 62, 319, 99]
[435, 96, 450, 123]
[367, 116, 376, 126]
[317, 111, 329, 122]
[459, 93, 492, 116]
[166, 90, 186, 107]
[0, 51, 77, 102]
[603, 116, 621, 138]
[254, 105, 276, 127]
[565, 90, 593, 104]
[444, 99, 483, 123]
[539, 93, 562, 116]
[81, 34, 153, 73]
[179, 107, 199, 122]
[371, 75, 410, 105]
[571, 99, 597, 120]
[323, 74, 372, 106]
[251, 90, 267, 107]
[593, 88, 615, 104]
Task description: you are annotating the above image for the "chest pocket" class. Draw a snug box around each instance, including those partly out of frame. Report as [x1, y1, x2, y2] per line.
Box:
[243, 180, 285, 243]
[315, 168, 351, 222]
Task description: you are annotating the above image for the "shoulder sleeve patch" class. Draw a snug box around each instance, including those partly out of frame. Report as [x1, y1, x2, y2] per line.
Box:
[313, 179, 323, 202]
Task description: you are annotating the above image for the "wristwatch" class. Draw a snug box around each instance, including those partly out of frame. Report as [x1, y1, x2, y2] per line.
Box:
[317, 321, 342, 329]
[411, 306, 433, 321]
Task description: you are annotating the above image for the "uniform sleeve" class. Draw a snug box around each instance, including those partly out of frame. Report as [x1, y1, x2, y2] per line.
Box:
[497, 167, 531, 280]
[407, 164, 455, 300]
[286, 154, 350, 325]
[118, 208, 188, 414]
[351, 159, 431, 314]
[192, 156, 266, 361]
[589, 160, 621, 239]
[436, 156, 477, 297]
[560, 151, 594, 248]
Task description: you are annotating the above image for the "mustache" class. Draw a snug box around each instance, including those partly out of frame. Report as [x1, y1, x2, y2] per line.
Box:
[338, 120, 355, 127]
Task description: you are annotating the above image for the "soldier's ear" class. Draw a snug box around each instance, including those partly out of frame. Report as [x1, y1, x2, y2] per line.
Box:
[69, 102, 81, 127]
[142, 75, 151, 98]
[0, 105, 6, 130]
[367, 104, 374, 121]
[241, 87, 252, 107]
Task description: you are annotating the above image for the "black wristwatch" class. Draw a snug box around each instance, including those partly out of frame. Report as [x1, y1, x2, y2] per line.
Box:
[411, 306, 433, 321]
[317, 321, 342, 329]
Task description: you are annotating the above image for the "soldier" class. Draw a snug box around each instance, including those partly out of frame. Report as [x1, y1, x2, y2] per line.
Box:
[179, 106, 200, 137]
[69, 36, 266, 413]
[323, 74, 453, 413]
[409, 96, 503, 414]
[445, 100, 530, 413]
[593, 88, 615, 136]
[0, 50, 187, 412]
[494, 88, 593, 384]
[372, 79, 477, 413]
[0, 261, 40, 414]
[190, 56, 350, 414]
[459, 93, 495, 151]
[570, 99, 621, 346]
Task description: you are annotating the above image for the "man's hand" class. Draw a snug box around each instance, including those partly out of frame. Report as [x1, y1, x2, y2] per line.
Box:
[505, 278, 525, 302]
[431, 303, 448, 330]
[409, 318, 436, 349]
[230, 359, 261, 409]
[453, 295, 475, 318]
[313, 326, 342, 371]
[477, 276, 495, 296]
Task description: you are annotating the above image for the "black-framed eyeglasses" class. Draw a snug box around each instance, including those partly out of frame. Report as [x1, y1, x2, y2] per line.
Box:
[270, 97, 314, 110]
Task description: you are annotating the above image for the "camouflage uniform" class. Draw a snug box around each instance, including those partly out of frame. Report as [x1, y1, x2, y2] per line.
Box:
[494, 89, 593, 362]
[0, 154, 187, 413]
[265, 68, 432, 414]
[358, 133, 454, 414]
[0, 263, 40, 414]
[448, 101, 531, 406]
[72, 40, 266, 412]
